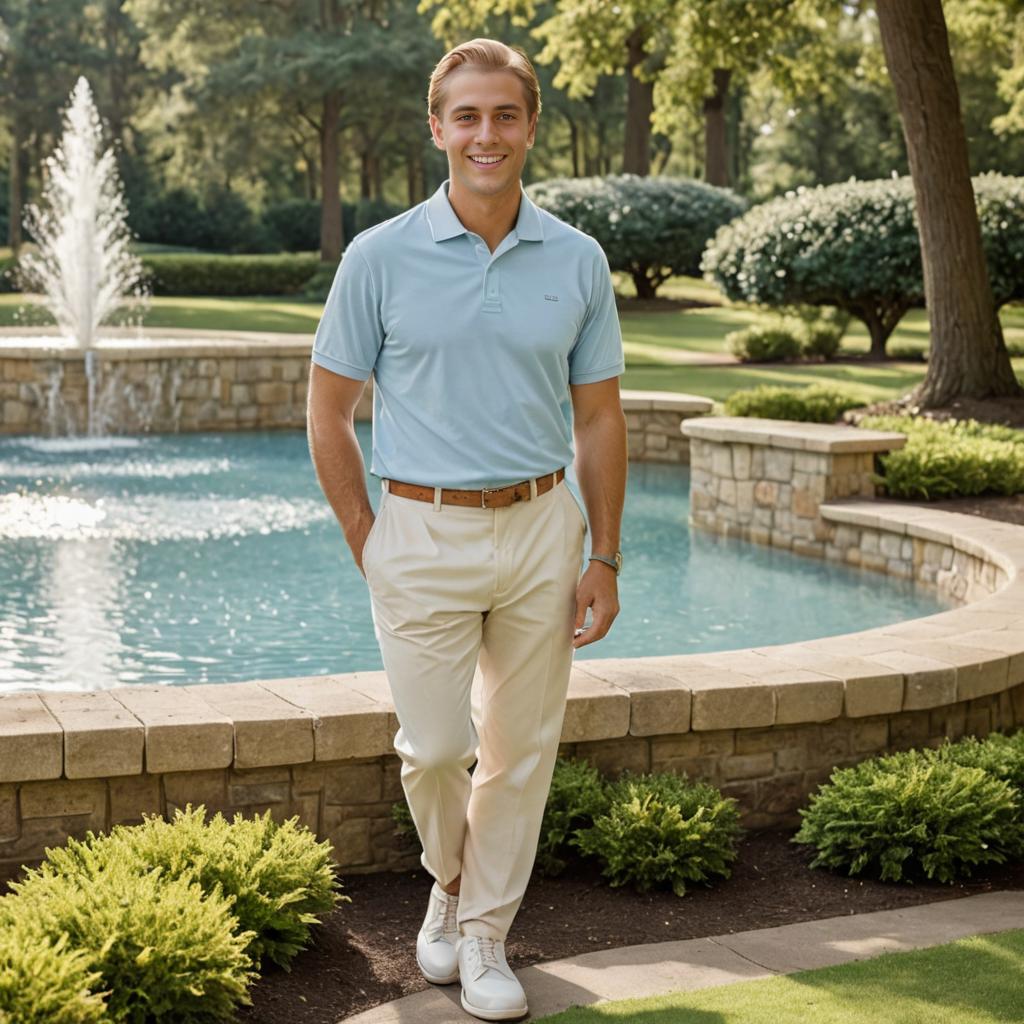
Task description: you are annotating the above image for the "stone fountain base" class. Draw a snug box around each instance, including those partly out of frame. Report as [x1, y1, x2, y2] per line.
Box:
[0, 328, 713, 447]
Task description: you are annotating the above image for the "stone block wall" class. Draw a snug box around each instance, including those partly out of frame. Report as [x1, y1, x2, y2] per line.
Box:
[0, 337, 709, 448]
[4, 683, 1020, 889]
[684, 416, 906, 557]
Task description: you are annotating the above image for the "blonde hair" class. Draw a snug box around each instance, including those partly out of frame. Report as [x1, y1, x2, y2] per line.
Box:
[428, 38, 542, 120]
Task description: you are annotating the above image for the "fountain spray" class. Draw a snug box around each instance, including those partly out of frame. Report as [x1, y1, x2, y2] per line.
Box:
[19, 77, 149, 435]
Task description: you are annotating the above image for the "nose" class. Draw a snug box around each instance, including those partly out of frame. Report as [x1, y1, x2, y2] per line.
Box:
[474, 116, 500, 145]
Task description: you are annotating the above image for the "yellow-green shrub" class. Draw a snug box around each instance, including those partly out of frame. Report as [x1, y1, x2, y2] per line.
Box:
[6, 856, 256, 1022]
[0, 913, 108, 1024]
[32, 805, 344, 971]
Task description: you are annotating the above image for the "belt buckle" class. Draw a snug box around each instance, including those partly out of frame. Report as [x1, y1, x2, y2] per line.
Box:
[481, 486, 503, 509]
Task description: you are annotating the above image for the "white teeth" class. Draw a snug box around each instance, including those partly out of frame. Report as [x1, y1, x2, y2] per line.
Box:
[471, 156, 504, 164]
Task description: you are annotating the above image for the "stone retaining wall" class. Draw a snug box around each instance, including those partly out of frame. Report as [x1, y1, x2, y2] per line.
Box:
[0, 333, 712, 452]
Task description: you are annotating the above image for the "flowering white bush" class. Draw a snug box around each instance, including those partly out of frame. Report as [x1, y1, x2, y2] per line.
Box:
[528, 174, 747, 298]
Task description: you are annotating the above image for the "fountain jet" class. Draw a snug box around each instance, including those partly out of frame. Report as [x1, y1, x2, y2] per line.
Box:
[19, 77, 149, 435]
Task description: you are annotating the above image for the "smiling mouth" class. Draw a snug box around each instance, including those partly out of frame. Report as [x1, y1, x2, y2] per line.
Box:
[469, 155, 507, 166]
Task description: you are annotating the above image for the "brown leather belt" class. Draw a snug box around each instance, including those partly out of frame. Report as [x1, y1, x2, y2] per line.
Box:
[385, 468, 565, 508]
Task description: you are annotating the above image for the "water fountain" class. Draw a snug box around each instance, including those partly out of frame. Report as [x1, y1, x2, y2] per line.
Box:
[16, 76, 149, 436]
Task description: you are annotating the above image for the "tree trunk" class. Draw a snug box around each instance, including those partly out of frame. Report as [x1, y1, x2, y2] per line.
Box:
[319, 89, 343, 263]
[703, 68, 731, 187]
[359, 149, 372, 201]
[632, 269, 656, 299]
[565, 112, 580, 178]
[876, 0, 1020, 406]
[8, 116, 25, 252]
[406, 146, 423, 205]
[623, 28, 653, 175]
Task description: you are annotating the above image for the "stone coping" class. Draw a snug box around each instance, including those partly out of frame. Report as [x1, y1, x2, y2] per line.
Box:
[3, 499, 1024, 784]
[683, 416, 907, 453]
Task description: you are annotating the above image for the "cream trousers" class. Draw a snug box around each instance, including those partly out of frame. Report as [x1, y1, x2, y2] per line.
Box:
[362, 474, 586, 941]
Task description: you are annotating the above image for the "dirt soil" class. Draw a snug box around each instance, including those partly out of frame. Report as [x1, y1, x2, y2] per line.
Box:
[235, 827, 1024, 1024]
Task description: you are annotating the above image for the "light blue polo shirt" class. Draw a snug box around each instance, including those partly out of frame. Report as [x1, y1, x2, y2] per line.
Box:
[311, 180, 624, 505]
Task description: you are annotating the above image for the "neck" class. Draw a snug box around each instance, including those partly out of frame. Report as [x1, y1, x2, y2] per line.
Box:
[447, 179, 521, 253]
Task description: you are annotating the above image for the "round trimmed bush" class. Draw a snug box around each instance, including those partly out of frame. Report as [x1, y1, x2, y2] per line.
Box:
[793, 748, 1024, 883]
[703, 173, 1024, 357]
[726, 322, 803, 362]
[528, 174, 747, 298]
[573, 770, 743, 896]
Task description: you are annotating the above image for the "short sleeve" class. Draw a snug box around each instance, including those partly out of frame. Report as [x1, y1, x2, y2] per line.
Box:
[568, 244, 625, 385]
[310, 239, 383, 381]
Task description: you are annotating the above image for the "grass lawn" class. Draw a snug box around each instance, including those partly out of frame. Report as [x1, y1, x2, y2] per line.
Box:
[534, 928, 1024, 1024]
[3, 279, 1022, 405]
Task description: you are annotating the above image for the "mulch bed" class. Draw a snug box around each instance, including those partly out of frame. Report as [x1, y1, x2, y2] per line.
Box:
[236, 827, 1024, 1023]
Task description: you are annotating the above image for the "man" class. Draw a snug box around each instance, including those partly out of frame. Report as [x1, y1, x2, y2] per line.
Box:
[307, 38, 626, 1022]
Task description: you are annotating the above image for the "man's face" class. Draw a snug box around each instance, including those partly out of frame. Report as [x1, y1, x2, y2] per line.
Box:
[429, 67, 537, 202]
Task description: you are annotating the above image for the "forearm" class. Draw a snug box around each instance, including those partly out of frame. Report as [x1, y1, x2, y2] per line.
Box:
[307, 411, 374, 546]
[573, 407, 627, 554]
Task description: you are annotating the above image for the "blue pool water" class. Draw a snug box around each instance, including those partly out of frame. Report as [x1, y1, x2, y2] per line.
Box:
[0, 428, 950, 692]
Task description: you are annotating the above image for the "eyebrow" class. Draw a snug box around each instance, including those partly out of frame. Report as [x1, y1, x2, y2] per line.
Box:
[449, 103, 523, 114]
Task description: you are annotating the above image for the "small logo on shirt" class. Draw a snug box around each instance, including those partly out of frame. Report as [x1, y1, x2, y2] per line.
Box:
[544, 294, 559, 302]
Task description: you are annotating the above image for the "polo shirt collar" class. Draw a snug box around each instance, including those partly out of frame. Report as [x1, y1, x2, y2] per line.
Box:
[425, 179, 545, 243]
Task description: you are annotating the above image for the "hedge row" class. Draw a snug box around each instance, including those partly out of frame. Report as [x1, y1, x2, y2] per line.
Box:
[140, 253, 322, 296]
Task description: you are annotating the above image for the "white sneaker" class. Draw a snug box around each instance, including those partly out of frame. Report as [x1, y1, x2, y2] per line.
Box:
[457, 935, 529, 1021]
[415, 881, 460, 984]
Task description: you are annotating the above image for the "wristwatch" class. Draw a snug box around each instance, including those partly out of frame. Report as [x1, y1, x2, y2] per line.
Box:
[589, 551, 622, 575]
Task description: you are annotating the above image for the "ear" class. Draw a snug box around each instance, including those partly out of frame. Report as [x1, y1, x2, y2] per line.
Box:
[526, 111, 538, 150]
[428, 112, 446, 151]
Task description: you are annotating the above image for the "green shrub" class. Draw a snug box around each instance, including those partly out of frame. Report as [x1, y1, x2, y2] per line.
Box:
[5, 856, 256, 1022]
[391, 799, 419, 848]
[261, 198, 321, 252]
[858, 413, 1024, 499]
[529, 174, 747, 298]
[0, 915, 108, 1024]
[703, 173, 1024, 357]
[536, 757, 610, 876]
[141, 252, 320, 296]
[724, 383, 868, 422]
[0, 255, 17, 294]
[726, 322, 803, 362]
[573, 770, 743, 896]
[793, 748, 1024, 883]
[31, 805, 342, 972]
[934, 730, 1024, 798]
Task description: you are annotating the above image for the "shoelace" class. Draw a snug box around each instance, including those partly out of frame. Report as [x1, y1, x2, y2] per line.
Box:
[441, 895, 458, 936]
[475, 937, 501, 970]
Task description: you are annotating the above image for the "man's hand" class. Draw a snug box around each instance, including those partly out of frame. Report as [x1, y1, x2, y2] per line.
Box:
[349, 510, 376, 579]
[572, 561, 620, 649]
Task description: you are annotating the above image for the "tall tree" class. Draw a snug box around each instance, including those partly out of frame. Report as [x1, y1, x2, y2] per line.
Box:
[129, 0, 398, 262]
[876, 0, 1021, 406]
[0, 0, 91, 251]
[423, 0, 838, 183]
